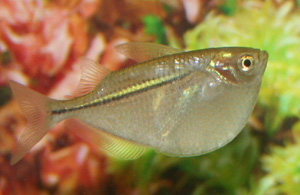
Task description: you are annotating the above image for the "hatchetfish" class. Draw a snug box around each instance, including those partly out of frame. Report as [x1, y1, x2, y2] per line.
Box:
[9, 42, 268, 165]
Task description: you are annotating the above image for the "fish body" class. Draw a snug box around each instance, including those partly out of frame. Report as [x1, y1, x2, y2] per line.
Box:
[10, 43, 268, 164]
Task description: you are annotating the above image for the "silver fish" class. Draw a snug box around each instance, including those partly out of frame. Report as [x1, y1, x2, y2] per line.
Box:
[9, 42, 268, 164]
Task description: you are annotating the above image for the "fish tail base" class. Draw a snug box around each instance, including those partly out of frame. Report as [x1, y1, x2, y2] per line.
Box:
[9, 81, 54, 165]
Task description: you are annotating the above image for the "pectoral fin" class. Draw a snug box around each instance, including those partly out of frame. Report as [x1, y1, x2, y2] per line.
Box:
[65, 119, 147, 160]
[115, 42, 184, 62]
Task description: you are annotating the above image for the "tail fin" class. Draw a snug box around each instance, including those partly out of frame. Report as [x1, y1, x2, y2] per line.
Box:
[9, 81, 54, 165]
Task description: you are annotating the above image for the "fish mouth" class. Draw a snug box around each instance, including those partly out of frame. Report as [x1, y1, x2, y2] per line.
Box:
[259, 50, 268, 73]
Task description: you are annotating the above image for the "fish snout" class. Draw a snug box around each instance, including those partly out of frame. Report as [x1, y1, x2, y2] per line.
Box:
[259, 50, 268, 73]
[260, 50, 268, 66]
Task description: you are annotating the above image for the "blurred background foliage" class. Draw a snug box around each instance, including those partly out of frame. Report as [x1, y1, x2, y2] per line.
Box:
[1, 0, 300, 194]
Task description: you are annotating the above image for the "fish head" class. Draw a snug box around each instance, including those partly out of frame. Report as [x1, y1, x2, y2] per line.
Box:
[207, 47, 268, 85]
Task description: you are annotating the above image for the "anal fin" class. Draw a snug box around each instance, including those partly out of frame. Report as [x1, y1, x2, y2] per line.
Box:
[65, 119, 147, 160]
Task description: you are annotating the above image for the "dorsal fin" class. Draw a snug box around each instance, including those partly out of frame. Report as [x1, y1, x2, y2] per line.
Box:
[73, 58, 111, 97]
[115, 42, 184, 62]
[65, 119, 147, 160]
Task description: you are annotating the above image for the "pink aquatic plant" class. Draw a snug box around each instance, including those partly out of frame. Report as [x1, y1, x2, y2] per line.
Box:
[0, 0, 102, 90]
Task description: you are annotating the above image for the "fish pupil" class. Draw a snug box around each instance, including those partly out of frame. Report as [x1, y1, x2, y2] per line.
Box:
[243, 59, 251, 67]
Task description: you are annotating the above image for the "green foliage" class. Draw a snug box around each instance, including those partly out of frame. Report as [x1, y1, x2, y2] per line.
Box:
[0, 87, 11, 107]
[253, 121, 300, 194]
[184, 0, 300, 134]
[142, 15, 166, 44]
[220, 0, 237, 16]
[0, 51, 12, 66]
[257, 126, 300, 194]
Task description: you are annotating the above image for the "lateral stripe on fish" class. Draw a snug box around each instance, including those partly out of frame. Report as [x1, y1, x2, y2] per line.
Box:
[51, 71, 191, 115]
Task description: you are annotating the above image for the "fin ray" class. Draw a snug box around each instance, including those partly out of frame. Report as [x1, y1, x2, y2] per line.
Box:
[65, 119, 147, 159]
[73, 58, 111, 97]
[9, 81, 53, 165]
[115, 42, 184, 62]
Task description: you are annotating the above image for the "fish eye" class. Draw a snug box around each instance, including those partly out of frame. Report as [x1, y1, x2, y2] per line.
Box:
[240, 56, 254, 72]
